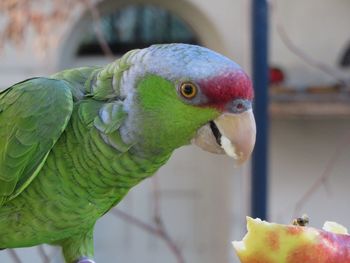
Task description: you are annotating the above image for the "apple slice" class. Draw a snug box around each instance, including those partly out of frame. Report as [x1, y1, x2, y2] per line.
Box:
[233, 217, 350, 263]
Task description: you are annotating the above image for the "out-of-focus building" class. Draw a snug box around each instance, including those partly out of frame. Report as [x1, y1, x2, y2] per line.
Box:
[1, 0, 350, 263]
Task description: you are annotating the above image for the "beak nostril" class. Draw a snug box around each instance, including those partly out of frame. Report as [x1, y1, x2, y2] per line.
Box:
[229, 99, 250, 113]
[230, 99, 252, 114]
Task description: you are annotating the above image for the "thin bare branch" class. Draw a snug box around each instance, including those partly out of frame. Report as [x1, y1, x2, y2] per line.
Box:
[293, 131, 350, 217]
[151, 175, 184, 263]
[269, 0, 347, 87]
[112, 208, 160, 236]
[81, 0, 115, 59]
[7, 249, 22, 263]
[151, 175, 161, 222]
[37, 245, 50, 263]
[112, 208, 185, 263]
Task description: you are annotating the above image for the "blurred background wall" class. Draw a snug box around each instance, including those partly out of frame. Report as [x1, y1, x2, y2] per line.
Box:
[0, 0, 350, 262]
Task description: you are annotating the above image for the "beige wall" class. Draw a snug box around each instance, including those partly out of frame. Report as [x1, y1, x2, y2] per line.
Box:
[2, 0, 350, 88]
[270, 118, 350, 228]
[270, 0, 350, 87]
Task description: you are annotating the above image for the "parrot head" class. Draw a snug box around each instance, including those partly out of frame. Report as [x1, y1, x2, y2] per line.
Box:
[119, 44, 256, 164]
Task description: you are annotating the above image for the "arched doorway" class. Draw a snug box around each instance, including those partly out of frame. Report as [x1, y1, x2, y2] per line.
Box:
[76, 4, 200, 56]
[55, 0, 224, 69]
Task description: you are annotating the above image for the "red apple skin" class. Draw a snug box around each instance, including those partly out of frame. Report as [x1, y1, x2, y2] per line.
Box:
[287, 231, 350, 263]
[234, 218, 350, 263]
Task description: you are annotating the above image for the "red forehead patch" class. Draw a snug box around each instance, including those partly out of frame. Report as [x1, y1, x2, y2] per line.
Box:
[199, 70, 254, 107]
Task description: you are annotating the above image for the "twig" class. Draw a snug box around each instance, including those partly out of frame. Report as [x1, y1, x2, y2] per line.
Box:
[46, 247, 60, 261]
[293, 131, 350, 217]
[151, 175, 185, 263]
[7, 249, 22, 263]
[154, 219, 185, 263]
[111, 208, 185, 263]
[112, 208, 160, 236]
[37, 245, 50, 263]
[81, 0, 115, 59]
[269, 0, 347, 87]
[151, 175, 161, 222]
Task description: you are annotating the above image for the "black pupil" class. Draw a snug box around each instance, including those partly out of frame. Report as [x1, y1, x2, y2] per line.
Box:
[183, 85, 193, 95]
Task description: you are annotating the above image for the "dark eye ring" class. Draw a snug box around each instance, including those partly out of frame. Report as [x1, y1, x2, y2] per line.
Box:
[179, 82, 198, 99]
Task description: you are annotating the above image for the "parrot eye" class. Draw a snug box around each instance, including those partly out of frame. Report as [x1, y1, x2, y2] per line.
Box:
[179, 82, 198, 99]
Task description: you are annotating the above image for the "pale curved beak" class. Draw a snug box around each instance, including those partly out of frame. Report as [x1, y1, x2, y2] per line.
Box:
[192, 110, 256, 164]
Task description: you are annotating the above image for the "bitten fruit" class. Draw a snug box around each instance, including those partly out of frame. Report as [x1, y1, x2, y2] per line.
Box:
[233, 217, 350, 263]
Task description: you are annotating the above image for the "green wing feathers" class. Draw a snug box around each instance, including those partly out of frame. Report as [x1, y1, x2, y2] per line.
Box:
[0, 78, 73, 205]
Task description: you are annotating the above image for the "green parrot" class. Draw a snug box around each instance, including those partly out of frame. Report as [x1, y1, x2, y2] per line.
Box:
[0, 44, 256, 263]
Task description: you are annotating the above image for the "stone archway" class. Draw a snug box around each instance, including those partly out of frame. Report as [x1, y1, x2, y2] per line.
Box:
[55, 0, 224, 69]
